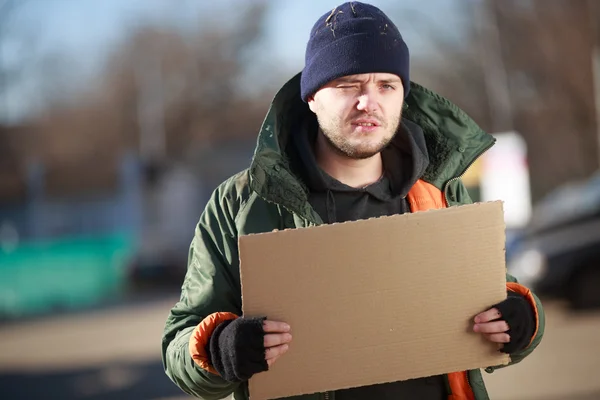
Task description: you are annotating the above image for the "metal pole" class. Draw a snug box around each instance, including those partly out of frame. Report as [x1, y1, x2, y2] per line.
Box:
[134, 50, 165, 162]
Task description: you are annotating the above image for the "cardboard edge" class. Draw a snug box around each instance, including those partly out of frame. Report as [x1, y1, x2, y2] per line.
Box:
[239, 201, 506, 239]
[250, 353, 512, 399]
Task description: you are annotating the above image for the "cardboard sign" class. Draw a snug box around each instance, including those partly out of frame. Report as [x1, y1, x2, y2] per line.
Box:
[239, 202, 510, 399]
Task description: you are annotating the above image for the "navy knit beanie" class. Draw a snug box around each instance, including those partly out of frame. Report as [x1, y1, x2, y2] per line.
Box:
[300, 2, 410, 102]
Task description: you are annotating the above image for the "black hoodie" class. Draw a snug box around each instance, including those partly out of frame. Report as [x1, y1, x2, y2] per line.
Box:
[289, 114, 447, 399]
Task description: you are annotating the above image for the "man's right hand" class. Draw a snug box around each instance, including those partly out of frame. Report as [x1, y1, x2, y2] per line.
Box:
[207, 317, 292, 382]
[263, 320, 293, 367]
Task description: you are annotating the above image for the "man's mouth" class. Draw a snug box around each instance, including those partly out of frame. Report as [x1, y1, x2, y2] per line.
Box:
[352, 119, 381, 127]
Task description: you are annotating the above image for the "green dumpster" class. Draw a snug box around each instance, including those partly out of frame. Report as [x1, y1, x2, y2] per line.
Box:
[0, 232, 135, 319]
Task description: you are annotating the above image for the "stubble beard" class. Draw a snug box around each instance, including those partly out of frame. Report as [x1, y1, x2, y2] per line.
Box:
[317, 112, 402, 160]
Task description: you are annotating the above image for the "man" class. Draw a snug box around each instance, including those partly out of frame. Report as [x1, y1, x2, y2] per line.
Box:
[162, 2, 545, 399]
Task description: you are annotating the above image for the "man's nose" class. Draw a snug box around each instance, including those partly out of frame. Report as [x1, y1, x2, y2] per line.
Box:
[356, 89, 379, 113]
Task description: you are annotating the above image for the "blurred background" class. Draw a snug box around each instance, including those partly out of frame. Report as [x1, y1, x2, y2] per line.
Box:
[0, 0, 599, 399]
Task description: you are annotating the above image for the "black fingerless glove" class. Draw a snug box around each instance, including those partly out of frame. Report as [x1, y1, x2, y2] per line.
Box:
[207, 316, 268, 382]
[492, 292, 536, 354]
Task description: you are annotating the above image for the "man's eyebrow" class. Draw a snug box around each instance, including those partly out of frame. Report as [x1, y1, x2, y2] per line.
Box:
[334, 77, 364, 84]
[378, 78, 401, 84]
[334, 77, 401, 84]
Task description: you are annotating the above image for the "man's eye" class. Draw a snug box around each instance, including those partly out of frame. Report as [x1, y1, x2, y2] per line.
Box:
[382, 84, 395, 90]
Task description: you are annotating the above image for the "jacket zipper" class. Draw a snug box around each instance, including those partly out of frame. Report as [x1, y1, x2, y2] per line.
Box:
[466, 370, 472, 390]
[323, 391, 330, 400]
[442, 141, 495, 206]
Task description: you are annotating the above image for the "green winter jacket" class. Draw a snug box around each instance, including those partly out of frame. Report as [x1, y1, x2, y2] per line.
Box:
[161, 72, 546, 400]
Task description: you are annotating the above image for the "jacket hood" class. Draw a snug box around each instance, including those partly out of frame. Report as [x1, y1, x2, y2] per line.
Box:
[248, 72, 495, 220]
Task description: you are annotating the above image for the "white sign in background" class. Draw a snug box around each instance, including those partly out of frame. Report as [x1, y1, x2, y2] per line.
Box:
[480, 131, 532, 229]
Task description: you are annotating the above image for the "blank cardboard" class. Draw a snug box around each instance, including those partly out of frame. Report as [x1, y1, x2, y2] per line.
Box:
[239, 202, 510, 400]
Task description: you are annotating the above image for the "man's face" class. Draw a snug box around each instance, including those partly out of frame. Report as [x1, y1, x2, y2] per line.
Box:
[307, 73, 405, 160]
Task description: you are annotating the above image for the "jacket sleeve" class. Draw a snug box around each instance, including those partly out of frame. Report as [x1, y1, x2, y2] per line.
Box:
[161, 183, 246, 399]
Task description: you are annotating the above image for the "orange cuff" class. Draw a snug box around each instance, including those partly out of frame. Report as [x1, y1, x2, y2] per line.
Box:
[506, 282, 539, 347]
[189, 312, 239, 375]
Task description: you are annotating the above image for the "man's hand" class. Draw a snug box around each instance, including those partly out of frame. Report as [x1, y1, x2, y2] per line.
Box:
[208, 317, 292, 382]
[473, 308, 510, 344]
[473, 292, 536, 353]
[263, 320, 292, 367]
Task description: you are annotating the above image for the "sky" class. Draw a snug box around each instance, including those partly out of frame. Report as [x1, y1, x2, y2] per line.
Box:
[0, 0, 469, 123]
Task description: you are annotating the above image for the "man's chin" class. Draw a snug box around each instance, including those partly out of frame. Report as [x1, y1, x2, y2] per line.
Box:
[348, 150, 383, 160]
[340, 144, 386, 160]
[321, 129, 394, 159]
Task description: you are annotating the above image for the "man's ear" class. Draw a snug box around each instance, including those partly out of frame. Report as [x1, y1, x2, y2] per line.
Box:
[307, 96, 316, 113]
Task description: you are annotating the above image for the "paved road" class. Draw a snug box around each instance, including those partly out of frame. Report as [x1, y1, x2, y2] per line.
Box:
[0, 295, 598, 400]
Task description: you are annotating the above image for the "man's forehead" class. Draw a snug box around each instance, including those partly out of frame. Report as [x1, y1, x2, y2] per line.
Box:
[334, 73, 402, 82]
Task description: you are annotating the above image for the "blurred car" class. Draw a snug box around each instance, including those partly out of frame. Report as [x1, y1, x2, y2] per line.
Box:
[507, 171, 600, 309]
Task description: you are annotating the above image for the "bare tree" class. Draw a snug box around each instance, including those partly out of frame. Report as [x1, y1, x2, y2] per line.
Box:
[29, 2, 277, 195]
[99, 1, 274, 161]
[390, 2, 494, 132]
[488, 0, 599, 200]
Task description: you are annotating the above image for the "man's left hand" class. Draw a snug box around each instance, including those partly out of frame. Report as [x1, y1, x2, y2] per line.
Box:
[472, 292, 536, 354]
[473, 307, 510, 344]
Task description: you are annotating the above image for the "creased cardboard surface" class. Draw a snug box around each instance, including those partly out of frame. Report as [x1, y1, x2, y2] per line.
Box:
[239, 202, 510, 400]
